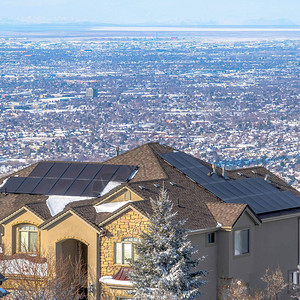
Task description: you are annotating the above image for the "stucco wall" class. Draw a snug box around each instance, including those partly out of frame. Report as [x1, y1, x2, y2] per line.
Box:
[189, 231, 218, 300]
[41, 212, 100, 299]
[252, 216, 299, 299]
[1, 209, 43, 255]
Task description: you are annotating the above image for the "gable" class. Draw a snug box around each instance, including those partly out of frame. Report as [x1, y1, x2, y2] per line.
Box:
[0, 207, 44, 226]
[95, 187, 143, 206]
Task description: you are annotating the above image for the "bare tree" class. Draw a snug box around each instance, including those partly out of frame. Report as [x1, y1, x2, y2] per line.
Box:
[0, 251, 89, 300]
[261, 268, 287, 300]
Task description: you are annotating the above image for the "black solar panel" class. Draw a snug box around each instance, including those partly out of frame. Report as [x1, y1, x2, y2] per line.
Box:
[28, 162, 54, 177]
[48, 179, 74, 195]
[0, 177, 25, 193]
[61, 163, 87, 179]
[1, 162, 137, 197]
[45, 162, 71, 178]
[16, 177, 42, 194]
[111, 165, 137, 182]
[32, 178, 58, 195]
[77, 164, 103, 180]
[204, 178, 300, 214]
[64, 179, 91, 196]
[81, 180, 109, 197]
[160, 152, 225, 185]
[94, 164, 119, 181]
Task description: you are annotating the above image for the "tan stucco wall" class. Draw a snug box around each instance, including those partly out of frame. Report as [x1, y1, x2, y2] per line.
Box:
[41, 212, 100, 299]
[1, 209, 43, 255]
[98, 188, 143, 205]
[1, 210, 100, 299]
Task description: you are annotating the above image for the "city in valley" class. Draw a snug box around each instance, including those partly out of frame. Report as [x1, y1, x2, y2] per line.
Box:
[0, 31, 299, 189]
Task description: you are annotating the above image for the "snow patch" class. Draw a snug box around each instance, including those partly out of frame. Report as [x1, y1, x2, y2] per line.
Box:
[94, 201, 132, 213]
[0, 259, 47, 276]
[100, 181, 123, 197]
[47, 195, 92, 216]
[128, 169, 138, 181]
[0, 178, 9, 189]
[99, 276, 133, 287]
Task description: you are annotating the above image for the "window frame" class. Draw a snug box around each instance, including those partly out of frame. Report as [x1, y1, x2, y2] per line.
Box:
[288, 270, 299, 292]
[17, 224, 39, 254]
[206, 232, 216, 246]
[114, 237, 140, 265]
[234, 228, 250, 257]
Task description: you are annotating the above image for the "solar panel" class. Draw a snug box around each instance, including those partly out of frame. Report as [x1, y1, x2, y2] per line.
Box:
[48, 179, 74, 195]
[28, 162, 54, 178]
[110, 165, 137, 182]
[204, 178, 300, 214]
[94, 164, 119, 181]
[64, 179, 91, 196]
[0, 177, 25, 193]
[32, 178, 58, 195]
[160, 152, 225, 185]
[15, 177, 42, 194]
[77, 164, 103, 180]
[1, 162, 137, 197]
[81, 180, 109, 197]
[45, 162, 71, 178]
[61, 163, 87, 179]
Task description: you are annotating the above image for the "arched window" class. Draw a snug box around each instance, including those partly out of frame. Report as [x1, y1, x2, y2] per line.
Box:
[18, 225, 38, 253]
[115, 237, 140, 265]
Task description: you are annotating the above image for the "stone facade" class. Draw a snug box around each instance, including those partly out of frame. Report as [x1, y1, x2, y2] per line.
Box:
[100, 208, 149, 298]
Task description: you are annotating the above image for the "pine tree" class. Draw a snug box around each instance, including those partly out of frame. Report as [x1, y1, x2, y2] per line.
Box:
[130, 189, 206, 300]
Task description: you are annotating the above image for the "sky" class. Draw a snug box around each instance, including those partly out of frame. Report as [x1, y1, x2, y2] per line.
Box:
[0, 0, 299, 26]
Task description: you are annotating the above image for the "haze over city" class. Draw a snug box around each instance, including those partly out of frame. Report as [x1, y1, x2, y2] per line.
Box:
[1, 0, 300, 26]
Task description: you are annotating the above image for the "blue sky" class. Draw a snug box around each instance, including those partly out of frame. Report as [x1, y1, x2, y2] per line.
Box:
[0, 0, 299, 26]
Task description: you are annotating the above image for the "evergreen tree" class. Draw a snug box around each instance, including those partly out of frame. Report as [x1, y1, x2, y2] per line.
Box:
[130, 189, 206, 300]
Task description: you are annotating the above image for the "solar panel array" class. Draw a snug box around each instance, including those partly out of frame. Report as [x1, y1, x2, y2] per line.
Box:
[0, 162, 137, 197]
[159, 152, 225, 185]
[160, 151, 300, 215]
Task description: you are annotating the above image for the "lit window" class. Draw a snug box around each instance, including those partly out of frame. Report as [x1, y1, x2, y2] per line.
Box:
[115, 237, 140, 265]
[234, 229, 249, 256]
[18, 225, 38, 253]
[207, 232, 216, 244]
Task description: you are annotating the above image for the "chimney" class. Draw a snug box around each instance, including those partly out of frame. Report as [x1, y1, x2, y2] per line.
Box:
[115, 146, 120, 156]
[222, 166, 229, 179]
[212, 164, 217, 174]
[264, 174, 271, 183]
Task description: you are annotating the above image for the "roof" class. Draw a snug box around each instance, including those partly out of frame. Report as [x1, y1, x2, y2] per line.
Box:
[206, 202, 247, 228]
[0, 142, 299, 232]
[105, 143, 173, 182]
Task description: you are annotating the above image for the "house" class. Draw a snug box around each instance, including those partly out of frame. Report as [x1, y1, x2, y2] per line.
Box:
[0, 142, 299, 299]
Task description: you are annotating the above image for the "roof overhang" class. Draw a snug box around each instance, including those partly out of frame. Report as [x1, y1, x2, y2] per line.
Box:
[0, 206, 44, 225]
[39, 209, 100, 233]
[94, 185, 143, 206]
[98, 203, 148, 227]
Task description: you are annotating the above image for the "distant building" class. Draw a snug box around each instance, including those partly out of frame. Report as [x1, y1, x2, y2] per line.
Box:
[86, 88, 97, 98]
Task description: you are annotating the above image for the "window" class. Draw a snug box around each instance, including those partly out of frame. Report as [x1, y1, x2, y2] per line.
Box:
[289, 270, 299, 291]
[234, 229, 249, 256]
[207, 232, 216, 244]
[115, 237, 140, 265]
[18, 225, 38, 253]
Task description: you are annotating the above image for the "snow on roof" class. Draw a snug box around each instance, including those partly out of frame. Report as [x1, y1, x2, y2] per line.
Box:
[99, 276, 133, 287]
[0, 178, 8, 189]
[47, 195, 92, 216]
[100, 181, 123, 197]
[94, 200, 132, 213]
